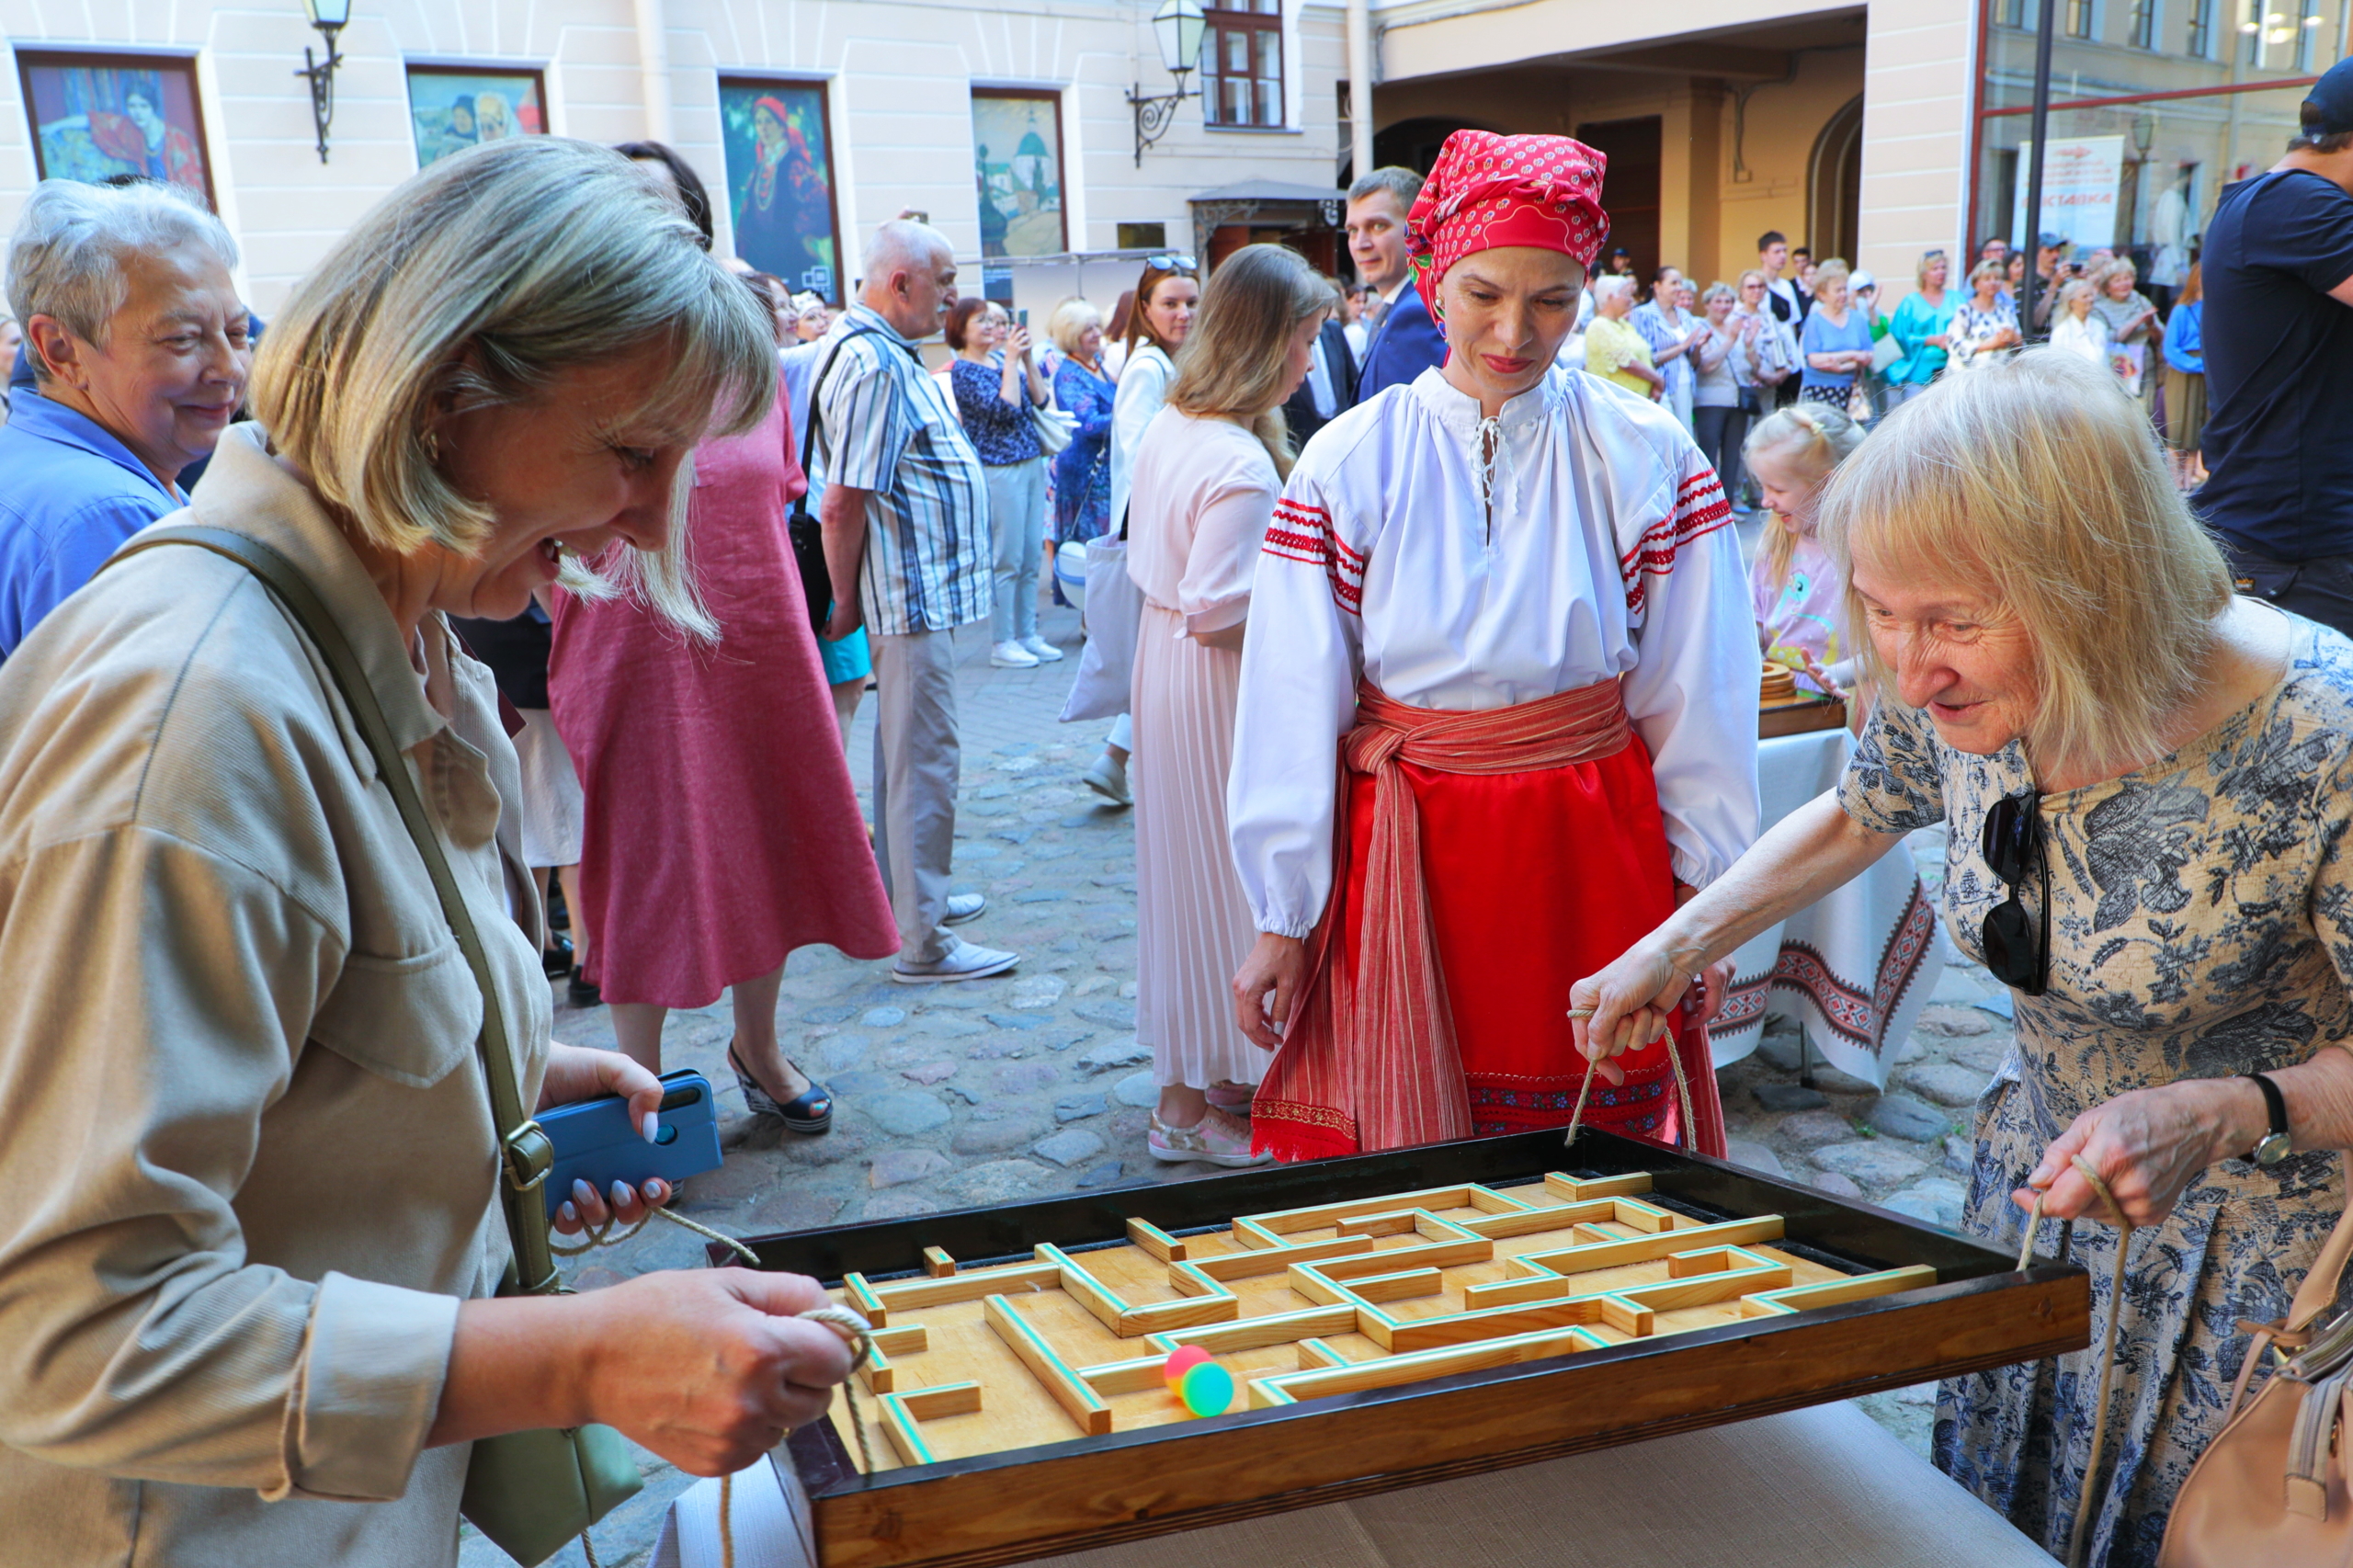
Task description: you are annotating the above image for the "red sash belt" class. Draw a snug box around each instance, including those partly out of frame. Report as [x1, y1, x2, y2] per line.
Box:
[1267, 677, 1634, 1155]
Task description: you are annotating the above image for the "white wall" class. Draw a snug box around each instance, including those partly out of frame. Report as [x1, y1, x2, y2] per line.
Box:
[1, 0, 1346, 314]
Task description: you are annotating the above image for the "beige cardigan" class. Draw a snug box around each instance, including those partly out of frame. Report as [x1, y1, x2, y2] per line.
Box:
[0, 426, 551, 1566]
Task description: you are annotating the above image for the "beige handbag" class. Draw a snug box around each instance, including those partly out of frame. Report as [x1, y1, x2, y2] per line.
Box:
[2159, 1197, 2353, 1566]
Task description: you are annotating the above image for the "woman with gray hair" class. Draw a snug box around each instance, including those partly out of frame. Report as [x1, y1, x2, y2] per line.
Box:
[1574, 348, 2353, 1566]
[0, 177, 249, 654]
[0, 138, 853, 1564]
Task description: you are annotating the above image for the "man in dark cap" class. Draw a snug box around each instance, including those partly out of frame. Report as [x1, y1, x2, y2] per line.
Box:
[2199, 56, 2353, 636]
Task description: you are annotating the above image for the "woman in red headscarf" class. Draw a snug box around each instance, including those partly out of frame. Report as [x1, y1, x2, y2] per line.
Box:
[1227, 131, 1758, 1161]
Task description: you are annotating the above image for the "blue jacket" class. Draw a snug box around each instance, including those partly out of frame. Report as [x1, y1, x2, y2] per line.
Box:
[1356, 279, 1448, 401]
[0, 389, 183, 661]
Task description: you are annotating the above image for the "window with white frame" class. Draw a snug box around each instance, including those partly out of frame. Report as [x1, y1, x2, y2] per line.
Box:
[1202, 0, 1283, 128]
[2186, 0, 2216, 56]
[2129, 0, 2159, 47]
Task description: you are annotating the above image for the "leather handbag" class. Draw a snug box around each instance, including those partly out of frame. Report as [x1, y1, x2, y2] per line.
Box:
[106, 525, 642, 1568]
[2159, 1197, 2353, 1566]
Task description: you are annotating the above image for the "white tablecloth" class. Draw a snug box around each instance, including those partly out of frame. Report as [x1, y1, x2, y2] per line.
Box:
[1706, 727, 1946, 1090]
[652, 1402, 2050, 1568]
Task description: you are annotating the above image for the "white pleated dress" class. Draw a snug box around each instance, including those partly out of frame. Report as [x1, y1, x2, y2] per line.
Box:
[1127, 407, 1279, 1090]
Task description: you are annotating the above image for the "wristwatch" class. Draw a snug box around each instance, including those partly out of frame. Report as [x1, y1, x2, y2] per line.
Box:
[2243, 1072, 2292, 1166]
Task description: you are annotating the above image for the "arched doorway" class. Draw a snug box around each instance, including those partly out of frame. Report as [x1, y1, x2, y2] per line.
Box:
[1808, 95, 1863, 265]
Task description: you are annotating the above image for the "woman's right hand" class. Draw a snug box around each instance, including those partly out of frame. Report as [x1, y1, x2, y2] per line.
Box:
[1567, 940, 1689, 1086]
[1006, 325, 1034, 359]
[1233, 933, 1309, 1051]
[576, 1267, 855, 1476]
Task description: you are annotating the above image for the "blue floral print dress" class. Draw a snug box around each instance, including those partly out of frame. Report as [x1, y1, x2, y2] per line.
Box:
[1836, 615, 2353, 1568]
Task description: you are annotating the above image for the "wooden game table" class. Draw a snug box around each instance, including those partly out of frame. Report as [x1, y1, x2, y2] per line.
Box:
[688, 1128, 2082, 1568]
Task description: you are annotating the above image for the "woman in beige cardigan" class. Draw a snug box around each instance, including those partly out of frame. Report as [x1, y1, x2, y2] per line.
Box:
[0, 139, 850, 1565]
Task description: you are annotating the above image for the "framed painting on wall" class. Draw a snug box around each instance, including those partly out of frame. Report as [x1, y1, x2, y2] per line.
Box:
[972, 89, 1066, 257]
[16, 51, 214, 207]
[718, 77, 844, 303]
[405, 65, 546, 168]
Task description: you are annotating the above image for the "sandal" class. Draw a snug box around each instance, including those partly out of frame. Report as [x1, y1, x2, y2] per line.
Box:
[729, 1044, 833, 1135]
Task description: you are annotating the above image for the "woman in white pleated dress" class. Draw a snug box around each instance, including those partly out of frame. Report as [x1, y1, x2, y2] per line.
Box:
[1128, 244, 1331, 1165]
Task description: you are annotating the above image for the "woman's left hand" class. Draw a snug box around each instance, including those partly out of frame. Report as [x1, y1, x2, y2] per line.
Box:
[538, 1043, 675, 1235]
[2013, 1080, 2245, 1229]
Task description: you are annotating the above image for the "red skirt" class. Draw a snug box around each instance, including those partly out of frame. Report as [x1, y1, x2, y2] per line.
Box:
[1276, 739, 1725, 1156]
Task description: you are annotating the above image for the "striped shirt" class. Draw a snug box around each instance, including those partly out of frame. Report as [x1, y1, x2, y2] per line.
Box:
[812, 304, 990, 635]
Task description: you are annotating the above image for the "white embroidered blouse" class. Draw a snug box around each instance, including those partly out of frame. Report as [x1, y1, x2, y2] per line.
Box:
[1228, 367, 1761, 939]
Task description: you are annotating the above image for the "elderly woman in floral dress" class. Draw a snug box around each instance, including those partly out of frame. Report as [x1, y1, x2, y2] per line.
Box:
[1574, 349, 2353, 1568]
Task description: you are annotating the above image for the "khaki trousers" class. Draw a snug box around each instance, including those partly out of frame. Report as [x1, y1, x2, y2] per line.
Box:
[870, 625, 967, 963]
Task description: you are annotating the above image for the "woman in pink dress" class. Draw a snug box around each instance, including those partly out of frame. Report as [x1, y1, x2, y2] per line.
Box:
[552, 148, 897, 1133]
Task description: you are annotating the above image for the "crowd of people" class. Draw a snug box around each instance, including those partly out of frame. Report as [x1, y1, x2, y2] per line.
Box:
[4, 56, 2353, 1567]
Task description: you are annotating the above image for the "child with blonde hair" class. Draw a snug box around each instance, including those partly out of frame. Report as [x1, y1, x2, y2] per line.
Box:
[1744, 403, 1866, 698]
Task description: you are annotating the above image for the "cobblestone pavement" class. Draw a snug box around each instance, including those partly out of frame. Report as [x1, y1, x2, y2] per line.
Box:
[463, 598, 2017, 1566]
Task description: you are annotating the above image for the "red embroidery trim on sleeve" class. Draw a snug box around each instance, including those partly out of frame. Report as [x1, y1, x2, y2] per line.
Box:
[1619, 468, 1733, 615]
[1264, 499, 1365, 616]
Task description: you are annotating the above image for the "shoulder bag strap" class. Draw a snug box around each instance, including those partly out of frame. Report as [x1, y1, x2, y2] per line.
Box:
[802, 326, 892, 481]
[105, 524, 562, 1297]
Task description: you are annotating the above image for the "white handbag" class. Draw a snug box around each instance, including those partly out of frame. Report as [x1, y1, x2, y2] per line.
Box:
[1059, 530, 1142, 723]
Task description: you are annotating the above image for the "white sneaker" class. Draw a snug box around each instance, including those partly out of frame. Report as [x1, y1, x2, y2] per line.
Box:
[1149, 1109, 1271, 1166]
[1082, 752, 1131, 806]
[892, 937, 1020, 983]
[1019, 635, 1065, 663]
[990, 640, 1040, 668]
[943, 892, 986, 926]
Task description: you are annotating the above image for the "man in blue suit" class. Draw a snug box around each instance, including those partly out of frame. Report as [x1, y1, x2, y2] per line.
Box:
[1347, 166, 1449, 400]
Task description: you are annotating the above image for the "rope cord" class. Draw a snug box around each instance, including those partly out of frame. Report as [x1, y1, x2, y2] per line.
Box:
[549, 1202, 762, 1267]
[1561, 1004, 1695, 1152]
[2016, 1153, 2132, 1568]
[720, 1307, 878, 1568]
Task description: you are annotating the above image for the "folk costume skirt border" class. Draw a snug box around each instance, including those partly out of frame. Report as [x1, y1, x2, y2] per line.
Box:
[1252, 682, 1727, 1162]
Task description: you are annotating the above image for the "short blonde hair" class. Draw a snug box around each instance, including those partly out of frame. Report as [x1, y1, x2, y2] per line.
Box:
[1049, 297, 1101, 358]
[1592, 274, 1637, 304]
[1968, 259, 2006, 290]
[251, 138, 776, 631]
[1819, 348, 2232, 777]
[1812, 258, 1850, 293]
[1167, 244, 1331, 479]
[1915, 248, 1949, 289]
[1745, 403, 1864, 588]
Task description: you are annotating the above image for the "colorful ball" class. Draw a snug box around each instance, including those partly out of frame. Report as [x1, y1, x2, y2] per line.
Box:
[1162, 1345, 1213, 1390]
[1178, 1360, 1234, 1417]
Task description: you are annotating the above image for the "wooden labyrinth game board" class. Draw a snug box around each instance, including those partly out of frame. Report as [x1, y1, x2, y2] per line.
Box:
[732, 1129, 2087, 1568]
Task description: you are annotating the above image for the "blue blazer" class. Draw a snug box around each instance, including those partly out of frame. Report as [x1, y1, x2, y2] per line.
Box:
[1356, 279, 1448, 401]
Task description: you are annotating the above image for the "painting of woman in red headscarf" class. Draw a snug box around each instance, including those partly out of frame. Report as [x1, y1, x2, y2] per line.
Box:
[19, 54, 214, 206]
[719, 79, 844, 303]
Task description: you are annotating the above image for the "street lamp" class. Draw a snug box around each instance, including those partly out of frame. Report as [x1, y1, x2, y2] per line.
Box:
[297, 0, 352, 165]
[1127, 0, 1207, 167]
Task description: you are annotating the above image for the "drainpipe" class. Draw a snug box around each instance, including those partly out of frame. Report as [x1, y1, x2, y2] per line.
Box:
[1347, 0, 1375, 181]
[634, 0, 675, 144]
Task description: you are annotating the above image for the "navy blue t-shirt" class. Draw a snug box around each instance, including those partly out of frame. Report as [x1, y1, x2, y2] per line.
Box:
[2198, 169, 2353, 560]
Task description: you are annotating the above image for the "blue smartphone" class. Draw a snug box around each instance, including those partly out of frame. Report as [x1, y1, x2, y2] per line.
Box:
[539, 1068, 723, 1221]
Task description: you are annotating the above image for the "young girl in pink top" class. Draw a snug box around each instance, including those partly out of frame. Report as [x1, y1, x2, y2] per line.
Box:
[1745, 403, 1865, 699]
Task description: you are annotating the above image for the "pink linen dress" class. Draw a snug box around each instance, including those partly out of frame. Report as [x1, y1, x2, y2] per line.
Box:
[550, 372, 898, 1006]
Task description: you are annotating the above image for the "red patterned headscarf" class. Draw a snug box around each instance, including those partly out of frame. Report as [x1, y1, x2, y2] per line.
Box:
[1404, 131, 1609, 323]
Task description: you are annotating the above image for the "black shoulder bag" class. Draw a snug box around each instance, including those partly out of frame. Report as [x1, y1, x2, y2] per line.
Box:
[788, 327, 888, 634]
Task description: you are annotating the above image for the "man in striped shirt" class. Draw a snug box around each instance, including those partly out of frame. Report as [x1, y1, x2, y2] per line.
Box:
[817, 220, 1018, 983]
